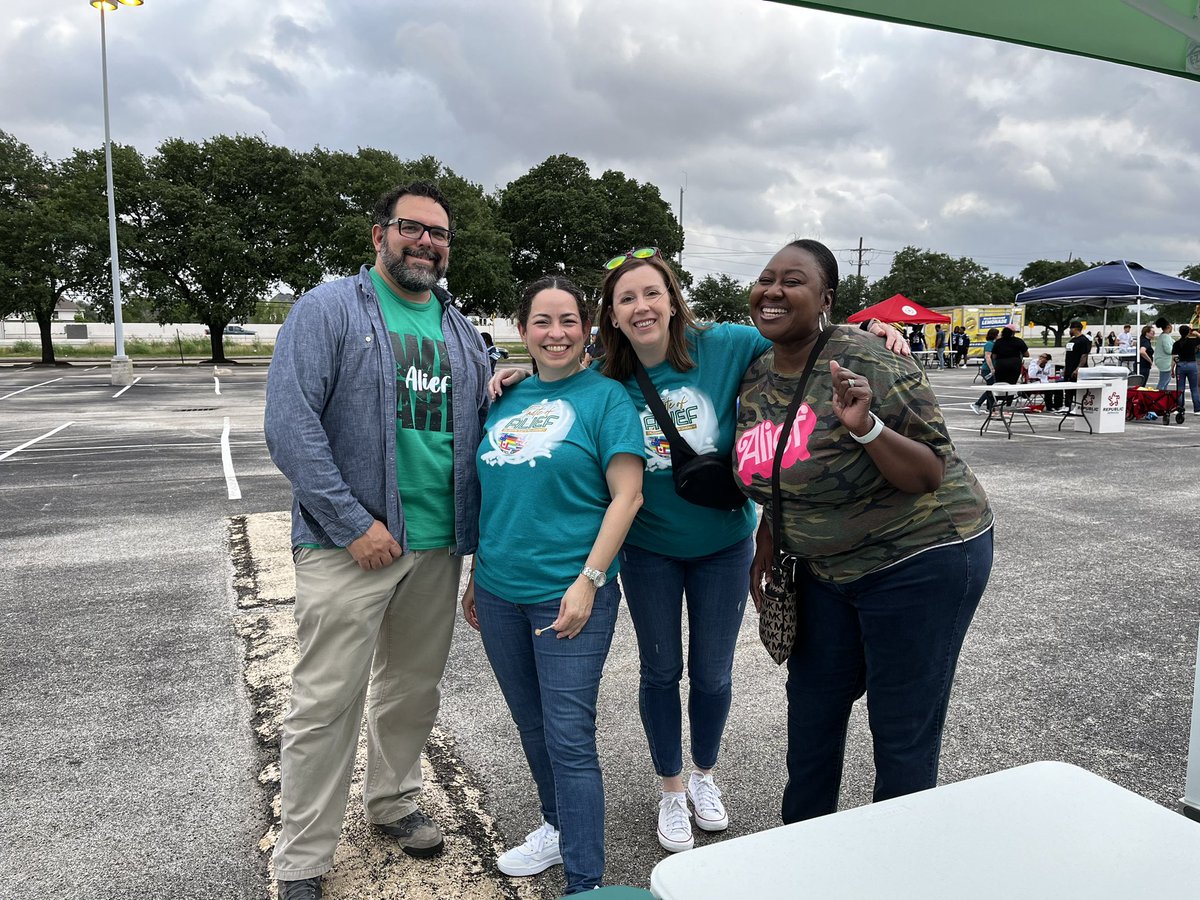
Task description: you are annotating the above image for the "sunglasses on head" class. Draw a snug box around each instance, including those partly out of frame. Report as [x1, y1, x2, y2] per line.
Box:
[604, 247, 661, 271]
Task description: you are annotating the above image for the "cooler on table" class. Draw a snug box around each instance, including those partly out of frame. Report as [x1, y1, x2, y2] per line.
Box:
[1076, 366, 1128, 434]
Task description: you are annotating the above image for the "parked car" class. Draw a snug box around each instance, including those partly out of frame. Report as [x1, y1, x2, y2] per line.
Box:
[204, 324, 257, 336]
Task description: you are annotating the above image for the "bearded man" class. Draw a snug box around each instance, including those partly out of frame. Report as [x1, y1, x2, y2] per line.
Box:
[265, 182, 489, 899]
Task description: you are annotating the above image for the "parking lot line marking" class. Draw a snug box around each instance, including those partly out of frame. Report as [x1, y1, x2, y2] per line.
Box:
[150, 366, 158, 371]
[214, 377, 221, 395]
[221, 416, 242, 500]
[112, 377, 142, 399]
[0, 421, 75, 461]
[0, 377, 63, 400]
[83, 366, 98, 372]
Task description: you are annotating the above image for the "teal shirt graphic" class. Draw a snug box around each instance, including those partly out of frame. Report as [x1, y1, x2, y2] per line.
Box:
[370, 268, 455, 549]
[474, 368, 643, 604]
[617, 323, 769, 559]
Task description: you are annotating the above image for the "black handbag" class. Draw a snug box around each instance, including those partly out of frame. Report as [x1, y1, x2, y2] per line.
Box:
[758, 327, 833, 664]
[633, 362, 746, 511]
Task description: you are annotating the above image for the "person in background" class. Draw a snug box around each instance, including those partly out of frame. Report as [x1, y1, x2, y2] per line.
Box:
[934, 323, 948, 369]
[1106, 331, 1117, 347]
[1138, 324, 1155, 385]
[1026, 352, 1057, 412]
[265, 182, 490, 900]
[908, 327, 926, 354]
[1062, 320, 1092, 413]
[735, 238, 994, 825]
[1171, 324, 1200, 414]
[1092, 331, 1103, 353]
[989, 326, 1029, 410]
[968, 327, 1001, 416]
[583, 326, 606, 367]
[481, 331, 509, 373]
[1117, 323, 1134, 352]
[1153, 319, 1175, 391]
[462, 275, 644, 895]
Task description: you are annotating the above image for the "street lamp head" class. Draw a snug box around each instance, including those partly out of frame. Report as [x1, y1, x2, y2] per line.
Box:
[91, 1, 118, 9]
[118, 0, 145, 5]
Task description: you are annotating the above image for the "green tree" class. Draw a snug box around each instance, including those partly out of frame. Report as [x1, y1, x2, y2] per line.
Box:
[122, 135, 303, 362]
[498, 154, 682, 301]
[869, 246, 1014, 311]
[690, 274, 750, 324]
[0, 133, 114, 365]
[836, 274, 870, 318]
[293, 148, 514, 315]
[1018, 258, 1091, 346]
[1153, 265, 1200, 327]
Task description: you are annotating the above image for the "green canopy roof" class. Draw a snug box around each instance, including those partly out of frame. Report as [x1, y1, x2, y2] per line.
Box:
[767, 0, 1200, 82]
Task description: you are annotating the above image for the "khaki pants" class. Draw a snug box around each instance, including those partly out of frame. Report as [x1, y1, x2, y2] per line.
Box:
[271, 546, 462, 880]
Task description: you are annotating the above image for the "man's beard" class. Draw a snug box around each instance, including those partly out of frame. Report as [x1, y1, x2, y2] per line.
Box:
[381, 242, 446, 292]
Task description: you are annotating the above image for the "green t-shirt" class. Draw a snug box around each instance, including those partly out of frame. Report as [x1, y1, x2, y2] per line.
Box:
[370, 268, 455, 550]
[1154, 331, 1176, 372]
[474, 368, 644, 604]
[735, 329, 993, 583]
[615, 323, 771, 559]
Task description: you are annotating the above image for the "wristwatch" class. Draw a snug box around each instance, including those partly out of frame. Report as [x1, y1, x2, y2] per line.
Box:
[580, 566, 607, 588]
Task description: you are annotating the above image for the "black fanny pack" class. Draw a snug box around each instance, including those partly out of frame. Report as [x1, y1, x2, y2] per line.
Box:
[634, 362, 746, 511]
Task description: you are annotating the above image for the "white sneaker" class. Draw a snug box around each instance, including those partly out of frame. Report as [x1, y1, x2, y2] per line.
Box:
[497, 821, 562, 876]
[687, 772, 729, 832]
[969, 403, 983, 416]
[657, 792, 693, 852]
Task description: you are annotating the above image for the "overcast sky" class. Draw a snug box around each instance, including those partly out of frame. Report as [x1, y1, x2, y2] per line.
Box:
[7, 0, 1200, 289]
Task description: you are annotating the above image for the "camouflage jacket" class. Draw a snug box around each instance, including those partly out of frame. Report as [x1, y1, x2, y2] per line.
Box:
[735, 329, 992, 583]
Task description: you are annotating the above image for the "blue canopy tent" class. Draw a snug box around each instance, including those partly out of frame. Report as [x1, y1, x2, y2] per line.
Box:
[1015, 260, 1200, 332]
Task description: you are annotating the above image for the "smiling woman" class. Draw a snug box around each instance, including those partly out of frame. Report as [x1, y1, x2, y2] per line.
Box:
[735, 237, 994, 826]
[462, 274, 645, 895]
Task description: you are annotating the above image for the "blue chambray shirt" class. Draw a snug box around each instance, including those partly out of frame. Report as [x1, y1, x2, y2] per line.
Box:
[265, 265, 490, 555]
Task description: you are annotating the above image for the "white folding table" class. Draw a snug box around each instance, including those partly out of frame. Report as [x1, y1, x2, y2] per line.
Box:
[650, 761, 1200, 899]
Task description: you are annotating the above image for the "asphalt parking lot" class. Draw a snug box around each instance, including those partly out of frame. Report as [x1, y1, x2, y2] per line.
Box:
[1, 359, 1197, 899]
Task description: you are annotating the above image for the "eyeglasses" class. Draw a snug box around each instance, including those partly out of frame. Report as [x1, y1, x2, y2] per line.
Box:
[385, 217, 454, 247]
[604, 247, 660, 271]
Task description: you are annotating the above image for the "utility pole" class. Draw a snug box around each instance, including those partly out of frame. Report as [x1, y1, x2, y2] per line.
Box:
[678, 171, 687, 267]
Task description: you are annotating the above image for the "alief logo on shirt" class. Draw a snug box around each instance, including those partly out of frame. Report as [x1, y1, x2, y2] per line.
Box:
[390, 333, 452, 431]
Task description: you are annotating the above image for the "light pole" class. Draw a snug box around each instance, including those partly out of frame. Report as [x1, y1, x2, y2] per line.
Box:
[91, 0, 143, 385]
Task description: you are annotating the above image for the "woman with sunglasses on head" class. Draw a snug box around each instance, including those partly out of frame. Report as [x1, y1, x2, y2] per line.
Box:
[492, 247, 906, 853]
[462, 275, 644, 894]
[734, 238, 993, 825]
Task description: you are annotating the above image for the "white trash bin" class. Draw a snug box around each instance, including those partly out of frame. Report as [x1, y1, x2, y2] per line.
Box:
[1076, 366, 1128, 433]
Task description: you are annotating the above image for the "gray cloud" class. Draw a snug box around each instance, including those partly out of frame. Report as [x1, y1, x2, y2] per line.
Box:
[5, 0, 1199, 283]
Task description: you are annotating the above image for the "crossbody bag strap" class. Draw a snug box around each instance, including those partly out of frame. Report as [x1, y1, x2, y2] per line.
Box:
[770, 327, 834, 556]
[634, 360, 697, 463]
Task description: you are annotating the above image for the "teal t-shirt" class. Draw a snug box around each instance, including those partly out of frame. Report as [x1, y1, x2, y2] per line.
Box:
[370, 268, 455, 550]
[618, 323, 770, 559]
[475, 368, 644, 604]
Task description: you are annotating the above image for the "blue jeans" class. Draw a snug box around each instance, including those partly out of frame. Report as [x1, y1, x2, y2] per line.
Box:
[620, 536, 753, 777]
[1156, 367, 1174, 391]
[782, 530, 993, 824]
[1177, 361, 1199, 413]
[475, 582, 619, 895]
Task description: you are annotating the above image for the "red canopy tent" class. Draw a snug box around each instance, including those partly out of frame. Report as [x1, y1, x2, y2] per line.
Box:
[846, 294, 951, 324]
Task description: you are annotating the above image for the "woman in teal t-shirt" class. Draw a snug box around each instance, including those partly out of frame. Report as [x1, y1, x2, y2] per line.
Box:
[462, 275, 643, 895]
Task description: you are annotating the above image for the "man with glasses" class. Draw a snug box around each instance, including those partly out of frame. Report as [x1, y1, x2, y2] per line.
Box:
[266, 182, 489, 899]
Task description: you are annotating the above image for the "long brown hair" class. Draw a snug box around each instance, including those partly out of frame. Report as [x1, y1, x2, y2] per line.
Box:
[597, 255, 706, 382]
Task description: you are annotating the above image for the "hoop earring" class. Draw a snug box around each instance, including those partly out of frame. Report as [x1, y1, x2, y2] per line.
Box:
[819, 311, 829, 330]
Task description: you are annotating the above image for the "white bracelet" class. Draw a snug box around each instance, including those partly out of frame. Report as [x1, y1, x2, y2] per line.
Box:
[849, 412, 884, 444]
